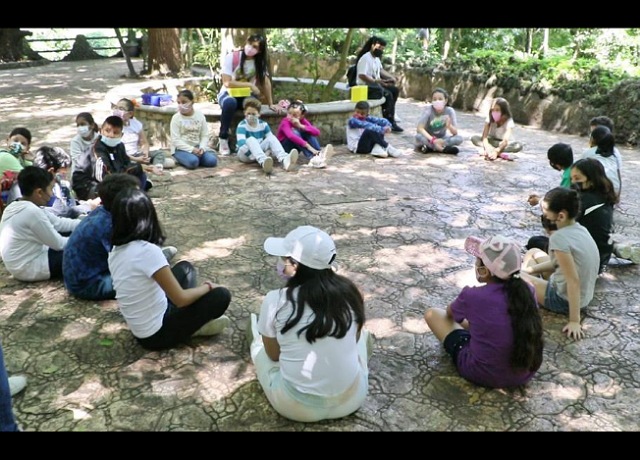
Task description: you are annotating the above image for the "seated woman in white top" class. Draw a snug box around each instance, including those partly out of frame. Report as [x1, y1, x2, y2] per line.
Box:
[580, 125, 622, 198]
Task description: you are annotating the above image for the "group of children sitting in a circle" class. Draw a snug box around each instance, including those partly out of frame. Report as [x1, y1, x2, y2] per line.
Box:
[0, 79, 637, 427]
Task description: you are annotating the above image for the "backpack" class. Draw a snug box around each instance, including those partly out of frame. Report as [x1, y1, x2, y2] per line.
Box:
[346, 64, 357, 87]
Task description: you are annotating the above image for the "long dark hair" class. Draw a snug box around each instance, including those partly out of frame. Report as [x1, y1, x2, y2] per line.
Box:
[544, 186, 581, 219]
[280, 263, 365, 344]
[571, 158, 618, 206]
[239, 33, 269, 86]
[111, 188, 166, 247]
[505, 276, 544, 371]
[355, 36, 386, 65]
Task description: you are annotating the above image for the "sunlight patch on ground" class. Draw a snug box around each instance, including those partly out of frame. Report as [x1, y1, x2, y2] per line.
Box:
[56, 378, 109, 410]
[60, 318, 97, 340]
[366, 317, 400, 338]
[185, 236, 247, 262]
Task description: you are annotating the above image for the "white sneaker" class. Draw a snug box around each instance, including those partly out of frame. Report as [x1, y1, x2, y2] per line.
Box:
[371, 144, 388, 158]
[245, 313, 259, 346]
[310, 156, 327, 169]
[283, 149, 298, 171]
[386, 144, 403, 158]
[161, 246, 178, 262]
[261, 157, 274, 174]
[218, 138, 231, 156]
[614, 244, 640, 264]
[320, 144, 334, 162]
[9, 375, 27, 396]
[192, 315, 231, 337]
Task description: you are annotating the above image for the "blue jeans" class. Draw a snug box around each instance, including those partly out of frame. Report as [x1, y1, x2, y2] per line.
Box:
[70, 273, 115, 301]
[0, 343, 19, 432]
[543, 282, 570, 314]
[218, 92, 246, 139]
[173, 149, 218, 170]
[136, 261, 231, 351]
[281, 131, 321, 159]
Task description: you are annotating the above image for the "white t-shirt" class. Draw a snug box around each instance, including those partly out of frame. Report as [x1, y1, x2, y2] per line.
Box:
[356, 52, 382, 86]
[257, 288, 362, 397]
[108, 240, 169, 339]
[0, 200, 79, 281]
[487, 117, 515, 139]
[221, 51, 257, 84]
[580, 146, 622, 196]
[122, 118, 144, 157]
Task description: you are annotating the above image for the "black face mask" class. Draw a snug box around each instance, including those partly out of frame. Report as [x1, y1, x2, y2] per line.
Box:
[372, 49, 383, 58]
[571, 182, 584, 192]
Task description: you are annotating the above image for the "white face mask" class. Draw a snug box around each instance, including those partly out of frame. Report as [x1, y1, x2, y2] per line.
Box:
[246, 114, 259, 126]
[77, 125, 90, 136]
[178, 102, 193, 114]
[432, 100, 446, 111]
[101, 135, 122, 148]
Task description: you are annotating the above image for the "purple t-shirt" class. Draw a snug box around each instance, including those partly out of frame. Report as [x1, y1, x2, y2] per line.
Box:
[450, 283, 538, 388]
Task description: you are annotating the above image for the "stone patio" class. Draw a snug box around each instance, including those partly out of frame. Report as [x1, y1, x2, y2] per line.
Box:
[1, 59, 640, 432]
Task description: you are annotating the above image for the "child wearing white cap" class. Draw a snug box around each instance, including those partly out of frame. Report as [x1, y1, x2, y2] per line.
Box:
[424, 234, 543, 389]
[247, 225, 372, 422]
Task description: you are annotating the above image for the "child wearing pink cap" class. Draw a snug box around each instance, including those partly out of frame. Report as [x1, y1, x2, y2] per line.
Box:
[424, 235, 543, 388]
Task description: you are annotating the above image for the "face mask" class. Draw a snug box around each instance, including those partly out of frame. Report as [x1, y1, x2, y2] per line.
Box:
[77, 125, 90, 136]
[491, 111, 502, 123]
[178, 102, 192, 114]
[246, 114, 258, 125]
[354, 113, 367, 120]
[101, 135, 122, 148]
[244, 44, 258, 57]
[571, 182, 585, 192]
[432, 100, 445, 111]
[276, 259, 293, 281]
[372, 49, 383, 58]
[113, 109, 125, 119]
[9, 141, 23, 156]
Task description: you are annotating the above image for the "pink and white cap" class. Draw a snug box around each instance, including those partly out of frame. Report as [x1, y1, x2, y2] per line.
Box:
[465, 235, 522, 280]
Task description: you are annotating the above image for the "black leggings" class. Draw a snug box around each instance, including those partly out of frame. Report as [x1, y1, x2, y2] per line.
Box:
[356, 129, 388, 154]
[136, 261, 231, 351]
[367, 84, 399, 123]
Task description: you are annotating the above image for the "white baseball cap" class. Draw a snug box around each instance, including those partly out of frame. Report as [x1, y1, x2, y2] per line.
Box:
[263, 225, 337, 270]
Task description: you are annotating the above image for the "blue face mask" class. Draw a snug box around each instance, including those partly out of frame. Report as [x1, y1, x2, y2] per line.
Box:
[276, 259, 293, 281]
[9, 142, 23, 156]
[101, 135, 122, 148]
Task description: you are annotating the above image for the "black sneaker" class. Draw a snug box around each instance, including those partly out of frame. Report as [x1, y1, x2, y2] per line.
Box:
[419, 145, 434, 153]
[442, 146, 459, 154]
[391, 124, 404, 133]
[144, 179, 154, 191]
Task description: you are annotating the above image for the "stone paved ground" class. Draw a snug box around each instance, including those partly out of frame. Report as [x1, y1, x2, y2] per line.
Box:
[1, 59, 640, 431]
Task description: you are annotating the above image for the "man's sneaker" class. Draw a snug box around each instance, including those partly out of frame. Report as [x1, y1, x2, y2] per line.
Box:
[9, 375, 27, 396]
[245, 313, 259, 347]
[320, 144, 334, 162]
[386, 144, 403, 158]
[144, 179, 154, 191]
[261, 157, 274, 174]
[310, 156, 327, 169]
[218, 138, 231, 156]
[193, 315, 231, 337]
[499, 152, 516, 161]
[371, 144, 388, 158]
[394, 115, 403, 123]
[614, 244, 640, 264]
[162, 246, 178, 262]
[442, 146, 460, 155]
[283, 149, 298, 171]
[391, 124, 404, 133]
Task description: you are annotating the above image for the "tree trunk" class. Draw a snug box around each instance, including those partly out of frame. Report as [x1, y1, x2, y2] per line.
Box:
[442, 28, 454, 60]
[0, 28, 34, 62]
[322, 28, 355, 100]
[525, 28, 533, 55]
[147, 28, 182, 76]
[114, 28, 138, 78]
[541, 28, 549, 57]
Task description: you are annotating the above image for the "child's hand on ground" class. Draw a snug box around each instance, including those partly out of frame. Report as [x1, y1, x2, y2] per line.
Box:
[528, 194, 540, 206]
[562, 321, 585, 341]
[433, 138, 446, 151]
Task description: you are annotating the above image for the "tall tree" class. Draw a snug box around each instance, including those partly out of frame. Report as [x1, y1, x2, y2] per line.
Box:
[0, 28, 39, 62]
[147, 28, 182, 76]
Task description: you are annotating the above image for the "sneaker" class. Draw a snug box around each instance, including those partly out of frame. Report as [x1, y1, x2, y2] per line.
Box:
[614, 244, 640, 264]
[442, 146, 459, 155]
[163, 157, 176, 169]
[309, 156, 327, 169]
[245, 313, 259, 347]
[499, 152, 516, 161]
[162, 246, 178, 262]
[394, 115, 403, 123]
[366, 331, 374, 361]
[193, 315, 231, 337]
[371, 144, 388, 158]
[144, 179, 154, 191]
[391, 124, 404, 133]
[9, 375, 27, 397]
[283, 149, 298, 171]
[386, 144, 403, 158]
[261, 157, 274, 174]
[218, 138, 231, 156]
[320, 144, 334, 162]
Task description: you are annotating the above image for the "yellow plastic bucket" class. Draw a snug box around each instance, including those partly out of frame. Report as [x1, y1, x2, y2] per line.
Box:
[351, 85, 368, 102]
[228, 87, 251, 97]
